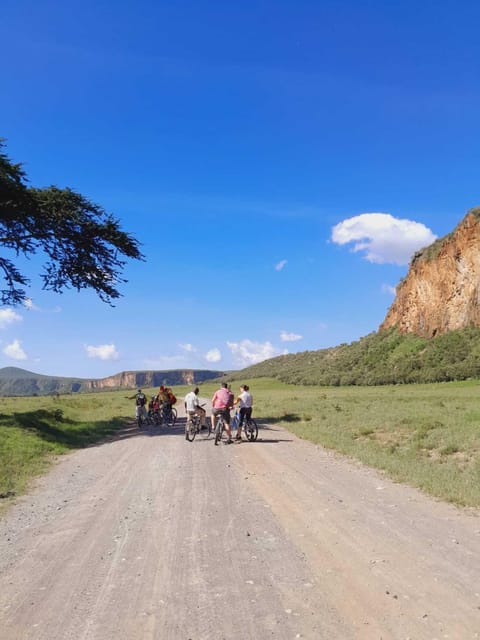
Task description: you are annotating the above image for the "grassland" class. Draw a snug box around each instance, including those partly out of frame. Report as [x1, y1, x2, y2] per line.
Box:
[0, 390, 137, 503]
[236, 378, 480, 508]
[1, 379, 480, 509]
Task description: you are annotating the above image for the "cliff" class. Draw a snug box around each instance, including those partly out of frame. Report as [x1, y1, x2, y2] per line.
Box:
[0, 368, 223, 396]
[380, 208, 480, 338]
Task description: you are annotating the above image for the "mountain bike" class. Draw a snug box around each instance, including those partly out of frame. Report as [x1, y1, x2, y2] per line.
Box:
[161, 404, 177, 427]
[231, 410, 240, 432]
[232, 409, 258, 441]
[185, 405, 209, 441]
[244, 417, 258, 441]
[214, 413, 224, 445]
[213, 411, 230, 445]
[136, 405, 147, 429]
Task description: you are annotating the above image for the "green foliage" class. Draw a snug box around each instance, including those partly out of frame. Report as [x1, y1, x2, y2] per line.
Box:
[230, 327, 480, 386]
[0, 140, 143, 305]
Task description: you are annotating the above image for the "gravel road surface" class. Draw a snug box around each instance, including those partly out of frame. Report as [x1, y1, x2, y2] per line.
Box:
[1, 401, 479, 639]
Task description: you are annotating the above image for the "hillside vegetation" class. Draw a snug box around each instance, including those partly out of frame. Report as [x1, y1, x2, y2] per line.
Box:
[229, 327, 480, 386]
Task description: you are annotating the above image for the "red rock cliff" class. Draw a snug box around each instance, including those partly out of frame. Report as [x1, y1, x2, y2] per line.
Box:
[380, 209, 480, 338]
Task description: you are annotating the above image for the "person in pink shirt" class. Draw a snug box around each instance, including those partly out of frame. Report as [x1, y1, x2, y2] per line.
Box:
[211, 382, 234, 443]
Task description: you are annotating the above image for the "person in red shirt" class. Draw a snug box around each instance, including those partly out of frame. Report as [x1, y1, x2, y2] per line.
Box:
[211, 382, 234, 443]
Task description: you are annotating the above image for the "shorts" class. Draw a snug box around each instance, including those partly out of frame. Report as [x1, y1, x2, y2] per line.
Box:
[212, 407, 230, 424]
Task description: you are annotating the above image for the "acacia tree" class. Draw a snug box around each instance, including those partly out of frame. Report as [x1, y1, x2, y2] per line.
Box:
[0, 140, 143, 306]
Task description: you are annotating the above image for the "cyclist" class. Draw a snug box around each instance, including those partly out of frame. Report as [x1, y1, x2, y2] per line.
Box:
[158, 385, 169, 405]
[234, 384, 253, 441]
[184, 386, 206, 438]
[211, 382, 234, 444]
[161, 386, 176, 422]
[132, 389, 147, 423]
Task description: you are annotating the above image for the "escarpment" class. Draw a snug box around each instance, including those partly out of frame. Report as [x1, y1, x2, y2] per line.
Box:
[380, 209, 480, 338]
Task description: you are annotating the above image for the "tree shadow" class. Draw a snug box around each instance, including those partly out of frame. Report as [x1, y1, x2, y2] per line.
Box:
[261, 414, 302, 424]
[0, 409, 129, 449]
[109, 416, 190, 442]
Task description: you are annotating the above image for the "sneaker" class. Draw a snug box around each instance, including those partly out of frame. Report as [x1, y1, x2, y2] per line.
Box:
[225, 438, 233, 445]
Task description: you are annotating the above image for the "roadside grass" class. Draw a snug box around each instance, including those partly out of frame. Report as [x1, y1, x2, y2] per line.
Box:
[0, 389, 150, 503]
[231, 378, 480, 508]
[2, 379, 480, 509]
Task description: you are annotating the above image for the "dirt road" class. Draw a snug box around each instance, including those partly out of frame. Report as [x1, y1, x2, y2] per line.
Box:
[1, 403, 479, 639]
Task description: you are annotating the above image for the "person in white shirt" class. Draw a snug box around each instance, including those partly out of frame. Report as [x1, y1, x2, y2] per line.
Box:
[184, 387, 206, 436]
[234, 384, 253, 441]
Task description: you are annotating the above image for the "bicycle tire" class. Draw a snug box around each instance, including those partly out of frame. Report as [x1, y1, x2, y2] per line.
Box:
[166, 407, 177, 427]
[185, 418, 196, 442]
[245, 418, 258, 441]
[214, 417, 223, 445]
[200, 418, 211, 439]
[162, 406, 177, 427]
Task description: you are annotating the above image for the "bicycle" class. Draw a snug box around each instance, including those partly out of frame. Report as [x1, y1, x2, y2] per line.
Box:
[185, 404, 209, 442]
[231, 410, 240, 432]
[136, 405, 148, 429]
[213, 410, 233, 445]
[232, 409, 258, 441]
[160, 404, 177, 427]
[147, 408, 161, 426]
[243, 417, 258, 441]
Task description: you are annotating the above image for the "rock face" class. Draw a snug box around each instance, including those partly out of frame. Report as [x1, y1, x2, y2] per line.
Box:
[380, 209, 480, 338]
[83, 369, 219, 391]
[0, 368, 223, 396]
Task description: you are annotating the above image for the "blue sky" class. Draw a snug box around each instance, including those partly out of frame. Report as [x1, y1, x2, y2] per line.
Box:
[1, 0, 479, 378]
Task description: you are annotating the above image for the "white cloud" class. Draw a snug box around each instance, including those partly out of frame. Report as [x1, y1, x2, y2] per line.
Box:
[205, 348, 221, 363]
[227, 339, 286, 367]
[275, 259, 287, 271]
[23, 298, 38, 311]
[85, 344, 119, 360]
[23, 299, 61, 313]
[382, 283, 397, 295]
[0, 309, 22, 329]
[3, 339, 27, 360]
[179, 343, 196, 353]
[280, 331, 303, 342]
[331, 213, 437, 266]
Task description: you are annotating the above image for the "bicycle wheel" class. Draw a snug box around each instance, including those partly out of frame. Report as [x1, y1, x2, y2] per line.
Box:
[185, 418, 196, 442]
[165, 407, 177, 427]
[200, 418, 211, 439]
[245, 419, 258, 441]
[214, 417, 223, 445]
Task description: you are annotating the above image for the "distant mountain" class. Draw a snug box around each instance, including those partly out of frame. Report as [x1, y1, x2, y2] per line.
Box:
[0, 367, 224, 396]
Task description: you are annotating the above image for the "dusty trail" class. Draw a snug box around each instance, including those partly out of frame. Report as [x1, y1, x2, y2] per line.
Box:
[0, 403, 479, 639]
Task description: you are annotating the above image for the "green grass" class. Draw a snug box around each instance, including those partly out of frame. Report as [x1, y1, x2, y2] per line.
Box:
[0, 389, 147, 503]
[232, 377, 480, 508]
[2, 378, 480, 509]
